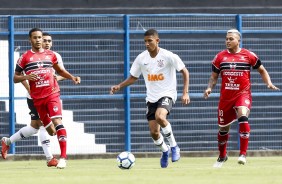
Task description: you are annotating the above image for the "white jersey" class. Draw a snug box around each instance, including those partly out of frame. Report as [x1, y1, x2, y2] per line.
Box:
[130, 48, 185, 103]
[26, 51, 65, 99]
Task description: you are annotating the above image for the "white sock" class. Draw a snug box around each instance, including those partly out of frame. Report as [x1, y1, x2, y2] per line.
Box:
[10, 126, 38, 144]
[161, 123, 177, 147]
[153, 134, 169, 152]
[39, 126, 53, 161]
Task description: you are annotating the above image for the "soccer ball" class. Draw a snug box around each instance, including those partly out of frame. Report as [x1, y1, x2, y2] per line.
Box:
[117, 151, 135, 169]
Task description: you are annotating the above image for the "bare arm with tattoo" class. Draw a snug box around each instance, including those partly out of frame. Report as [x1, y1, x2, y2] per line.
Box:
[204, 72, 219, 99]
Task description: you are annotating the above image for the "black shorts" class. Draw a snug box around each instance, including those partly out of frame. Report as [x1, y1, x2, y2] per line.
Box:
[27, 98, 40, 120]
[146, 97, 173, 121]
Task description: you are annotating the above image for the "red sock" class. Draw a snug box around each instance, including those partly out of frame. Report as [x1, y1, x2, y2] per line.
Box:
[239, 122, 250, 156]
[56, 124, 67, 158]
[218, 131, 229, 158]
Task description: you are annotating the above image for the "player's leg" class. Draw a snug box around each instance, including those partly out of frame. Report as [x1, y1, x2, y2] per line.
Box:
[213, 101, 236, 168]
[235, 95, 251, 165]
[1, 98, 40, 159]
[34, 94, 66, 169]
[155, 97, 180, 162]
[52, 118, 67, 169]
[213, 125, 230, 168]
[48, 95, 67, 169]
[1, 122, 39, 159]
[147, 101, 169, 168]
[236, 107, 250, 165]
[39, 126, 58, 167]
[149, 120, 170, 168]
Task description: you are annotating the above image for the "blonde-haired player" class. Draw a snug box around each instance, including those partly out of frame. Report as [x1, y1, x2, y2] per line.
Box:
[204, 29, 279, 168]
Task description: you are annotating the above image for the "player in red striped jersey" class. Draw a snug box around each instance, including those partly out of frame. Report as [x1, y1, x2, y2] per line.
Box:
[204, 29, 279, 168]
[1, 32, 66, 168]
[13, 28, 81, 169]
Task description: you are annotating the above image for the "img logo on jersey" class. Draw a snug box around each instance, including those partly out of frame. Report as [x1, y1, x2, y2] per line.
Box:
[148, 73, 164, 81]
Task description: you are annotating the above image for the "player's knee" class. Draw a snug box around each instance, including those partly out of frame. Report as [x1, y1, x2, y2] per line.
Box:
[219, 131, 229, 136]
[46, 126, 56, 136]
[238, 116, 248, 123]
[155, 114, 167, 124]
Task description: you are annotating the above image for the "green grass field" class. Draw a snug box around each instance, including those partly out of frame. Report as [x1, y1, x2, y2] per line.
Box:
[0, 157, 281, 184]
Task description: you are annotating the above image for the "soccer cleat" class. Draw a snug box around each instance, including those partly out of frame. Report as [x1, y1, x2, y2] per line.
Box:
[171, 145, 180, 162]
[1, 137, 10, 159]
[56, 158, 67, 169]
[213, 155, 228, 168]
[47, 157, 59, 167]
[160, 148, 170, 168]
[238, 154, 247, 165]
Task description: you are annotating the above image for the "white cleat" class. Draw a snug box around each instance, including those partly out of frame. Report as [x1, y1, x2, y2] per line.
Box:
[56, 158, 67, 169]
[213, 156, 228, 168]
[238, 155, 247, 165]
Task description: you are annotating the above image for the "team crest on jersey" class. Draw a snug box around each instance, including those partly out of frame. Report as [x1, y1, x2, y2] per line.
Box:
[223, 57, 227, 61]
[30, 57, 33, 61]
[245, 99, 250, 105]
[45, 56, 50, 59]
[53, 106, 59, 112]
[230, 63, 236, 69]
[157, 59, 164, 67]
[37, 61, 44, 68]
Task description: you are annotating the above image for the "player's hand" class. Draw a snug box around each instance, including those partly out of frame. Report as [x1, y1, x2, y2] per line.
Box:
[110, 85, 120, 95]
[73, 76, 81, 84]
[182, 93, 190, 105]
[26, 73, 39, 81]
[204, 88, 212, 99]
[267, 84, 279, 90]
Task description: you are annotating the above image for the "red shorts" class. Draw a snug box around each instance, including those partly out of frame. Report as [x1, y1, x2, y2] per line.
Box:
[33, 93, 62, 127]
[217, 94, 252, 127]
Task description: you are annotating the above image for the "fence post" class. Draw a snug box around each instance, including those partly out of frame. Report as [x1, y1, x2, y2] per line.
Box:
[8, 15, 15, 154]
[123, 15, 131, 151]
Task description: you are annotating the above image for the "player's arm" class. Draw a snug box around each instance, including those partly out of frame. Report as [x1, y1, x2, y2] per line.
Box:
[21, 79, 30, 94]
[14, 71, 38, 83]
[55, 75, 65, 81]
[257, 65, 279, 90]
[204, 72, 219, 99]
[54, 53, 66, 81]
[180, 67, 190, 105]
[53, 63, 81, 84]
[110, 75, 138, 94]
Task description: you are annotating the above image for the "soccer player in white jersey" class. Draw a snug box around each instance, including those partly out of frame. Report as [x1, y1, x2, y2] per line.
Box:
[110, 29, 190, 168]
[1, 32, 66, 167]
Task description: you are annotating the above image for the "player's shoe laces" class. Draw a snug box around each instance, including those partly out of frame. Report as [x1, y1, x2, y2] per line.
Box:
[238, 154, 247, 165]
[213, 155, 228, 168]
[47, 157, 59, 167]
[160, 147, 170, 168]
[1, 137, 10, 159]
[171, 145, 180, 162]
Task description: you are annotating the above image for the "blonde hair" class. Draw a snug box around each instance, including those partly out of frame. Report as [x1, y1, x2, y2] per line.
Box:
[227, 29, 241, 38]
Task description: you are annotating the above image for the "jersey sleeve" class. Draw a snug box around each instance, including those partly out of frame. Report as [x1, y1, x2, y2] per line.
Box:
[51, 51, 58, 65]
[130, 56, 142, 78]
[171, 53, 185, 71]
[15, 54, 26, 73]
[54, 52, 65, 70]
[248, 51, 261, 69]
[212, 54, 220, 73]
